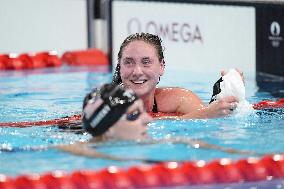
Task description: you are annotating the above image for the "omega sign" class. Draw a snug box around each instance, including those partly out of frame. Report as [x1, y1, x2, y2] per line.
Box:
[268, 21, 283, 48]
[127, 18, 203, 43]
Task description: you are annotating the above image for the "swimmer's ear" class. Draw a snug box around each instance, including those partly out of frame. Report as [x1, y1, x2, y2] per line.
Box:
[159, 59, 165, 76]
[161, 59, 165, 66]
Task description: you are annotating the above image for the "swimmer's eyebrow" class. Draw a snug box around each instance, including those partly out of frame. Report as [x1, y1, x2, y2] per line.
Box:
[123, 57, 133, 60]
[122, 57, 152, 64]
[141, 57, 153, 65]
[122, 57, 134, 63]
[141, 57, 151, 61]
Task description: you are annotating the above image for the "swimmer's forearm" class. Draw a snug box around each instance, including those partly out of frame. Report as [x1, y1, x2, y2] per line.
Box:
[56, 143, 122, 160]
[197, 141, 258, 155]
[176, 107, 211, 119]
[150, 108, 210, 120]
[163, 137, 259, 155]
[56, 143, 164, 162]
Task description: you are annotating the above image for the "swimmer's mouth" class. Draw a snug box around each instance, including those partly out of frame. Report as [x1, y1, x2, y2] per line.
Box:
[131, 80, 147, 84]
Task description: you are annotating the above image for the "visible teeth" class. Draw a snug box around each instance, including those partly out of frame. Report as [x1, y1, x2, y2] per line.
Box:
[133, 80, 145, 84]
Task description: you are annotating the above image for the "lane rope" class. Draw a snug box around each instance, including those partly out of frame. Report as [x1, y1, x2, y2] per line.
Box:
[0, 154, 283, 188]
[0, 98, 283, 127]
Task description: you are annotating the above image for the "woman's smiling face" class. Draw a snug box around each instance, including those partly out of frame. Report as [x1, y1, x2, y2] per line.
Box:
[119, 40, 164, 98]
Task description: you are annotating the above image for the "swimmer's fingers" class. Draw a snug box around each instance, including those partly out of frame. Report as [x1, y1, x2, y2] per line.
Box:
[222, 96, 239, 103]
[221, 70, 226, 77]
[222, 96, 239, 111]
[235, 68, 244, 76]
[221, 96, 239, 111]
[196, 141, 259, 155]
[221, 68, 243, 76]
[221, 69, 245, 84]
[126, 99, 144, 114]
[229, 102, 238, 111]
[209, 96, 238, 116]
[169, 138, 259, 156]
[222, 148, 256, 155]
[221, 99, 238, 111]
[235, 68, 245, 84]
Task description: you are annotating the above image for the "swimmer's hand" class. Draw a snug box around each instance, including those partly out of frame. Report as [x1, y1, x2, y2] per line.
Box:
[163, 137, 259, 156]
[206, 96, 239, 118]
[221, 68, 245, 84]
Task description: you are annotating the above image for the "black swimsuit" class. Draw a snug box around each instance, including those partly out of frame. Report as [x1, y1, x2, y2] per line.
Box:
[152, 97, 158, 113]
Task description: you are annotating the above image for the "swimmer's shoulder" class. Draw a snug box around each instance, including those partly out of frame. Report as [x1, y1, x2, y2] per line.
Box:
[155, 87, 194, 97]
[155, 87, 202, 110]
[155, 87, 195, 112]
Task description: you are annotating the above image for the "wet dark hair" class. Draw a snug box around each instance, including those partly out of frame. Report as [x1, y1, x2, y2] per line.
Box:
[112, 33, 165, 85]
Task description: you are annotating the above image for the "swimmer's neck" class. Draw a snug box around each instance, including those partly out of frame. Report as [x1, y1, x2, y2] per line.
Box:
[140, 89, 157, 112]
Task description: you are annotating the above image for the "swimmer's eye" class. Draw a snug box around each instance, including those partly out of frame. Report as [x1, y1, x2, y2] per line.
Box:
[141, 58, 152, 66]
[123, 58, 134, 66]
[126, 110, 141, 121]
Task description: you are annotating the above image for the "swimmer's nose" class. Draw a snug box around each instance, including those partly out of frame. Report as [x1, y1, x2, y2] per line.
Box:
[132, 64, 143, 75]
[141, 112, 153, 125]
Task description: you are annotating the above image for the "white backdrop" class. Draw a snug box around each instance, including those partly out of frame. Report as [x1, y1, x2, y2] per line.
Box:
[111, 1, 256, 78]
[0, 0, 87, 55]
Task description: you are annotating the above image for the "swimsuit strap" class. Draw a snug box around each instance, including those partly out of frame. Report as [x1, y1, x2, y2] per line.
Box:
[152, 97, 158, 113]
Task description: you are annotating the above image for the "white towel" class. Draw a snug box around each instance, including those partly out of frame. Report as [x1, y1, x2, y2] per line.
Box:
[217, 69, 253, 115]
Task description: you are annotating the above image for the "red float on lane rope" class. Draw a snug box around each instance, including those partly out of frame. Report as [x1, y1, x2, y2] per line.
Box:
[0, 54, 10, 70]
[71, 170, 106, 189]
[253, 98, 284, 109]
[0, 114, 81, 127]
[0, 51, 62, 70]
[1, 155, 284, 188]
[61, 49, 108, 66]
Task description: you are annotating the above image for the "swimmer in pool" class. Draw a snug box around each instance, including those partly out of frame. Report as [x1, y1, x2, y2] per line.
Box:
[112, 32, 243, 119]
[81, 83, 151, 141]
[57, 83, 257, 161]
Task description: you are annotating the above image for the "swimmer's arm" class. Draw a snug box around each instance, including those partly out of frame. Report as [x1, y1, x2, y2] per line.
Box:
[171, 96, 239, 119]
[157, 81, 240, 119]
[56, 143, 162, 163]
[160, 137, 259, 155]
[156, 88, 208, 119]
[156, 87, 236, 119]
[56, 143, 122, 160]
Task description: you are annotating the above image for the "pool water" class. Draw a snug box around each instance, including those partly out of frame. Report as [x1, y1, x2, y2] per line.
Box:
[0, 66, 283, 178]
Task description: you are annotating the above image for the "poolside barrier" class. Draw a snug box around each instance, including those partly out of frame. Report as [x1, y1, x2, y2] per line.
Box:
[0, 51, 61, 70]
[0, 49, 108, 70]
[253, 98, 284, 110]
[0, 154, 283, 188]
[61, 49, 108, 66]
